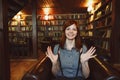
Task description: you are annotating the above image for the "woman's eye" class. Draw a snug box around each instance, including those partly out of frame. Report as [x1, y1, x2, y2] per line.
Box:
[73, 28, 77, 31]
[66, 28, 77, 31]
[66, 28, 70, 30]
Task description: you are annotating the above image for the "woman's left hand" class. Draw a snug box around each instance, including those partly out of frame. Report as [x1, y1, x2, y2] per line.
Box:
[80, 46, 96, 63]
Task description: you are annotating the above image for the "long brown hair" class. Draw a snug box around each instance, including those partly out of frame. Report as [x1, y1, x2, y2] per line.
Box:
[59, 20, 82, 50]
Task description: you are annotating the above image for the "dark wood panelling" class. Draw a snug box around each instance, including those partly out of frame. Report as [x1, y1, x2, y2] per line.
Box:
[32, 0, 38, 58]
[21, 0, 101, 15]
[0, 0, 10, 79]
[110, 0, 120, 63]
[8, 0, 29, 20]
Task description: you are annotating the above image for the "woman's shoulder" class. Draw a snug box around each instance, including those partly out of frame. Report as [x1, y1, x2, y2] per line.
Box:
[82, 44, 87, 53]
[53, 44, 60, 55]
[54, 44, 59, 47]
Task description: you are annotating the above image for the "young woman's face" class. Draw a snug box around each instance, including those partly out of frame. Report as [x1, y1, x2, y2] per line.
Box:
[65, 24, 77, 40]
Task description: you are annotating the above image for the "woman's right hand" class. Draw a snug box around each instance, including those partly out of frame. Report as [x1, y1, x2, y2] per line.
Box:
[80, 46, 96, 63]
[46, 46, 58, 64]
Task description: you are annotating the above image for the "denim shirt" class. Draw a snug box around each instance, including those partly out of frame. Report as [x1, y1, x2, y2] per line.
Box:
[53, 44, 87, 78]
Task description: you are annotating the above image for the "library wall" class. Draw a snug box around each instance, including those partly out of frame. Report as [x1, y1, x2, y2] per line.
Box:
[8, 13, 87, 58]
[8, 15, 33, 59]
[0, 0, 10, 79]
[37, 14, 87, 52]
[8, 0, 120, 64]
[84, 0, 112, 61]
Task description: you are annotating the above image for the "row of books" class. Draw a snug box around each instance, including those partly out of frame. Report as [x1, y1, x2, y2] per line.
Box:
[87, 15, 94, 22]
[9, 37, 28, 43]
[102, 29, 111, 38]
[52, 37, 60, 41]
[9, 26, 32, 32]
[86, 24, 93, 30]
[10, 17, 86, 27]
[38, 14, 86, 20]
[38, 31, 61, 37]
[94, 1, 112, 19]
[94, 0, 112, 13]
[38, 37, 60, 41]
[86, 15, 111, 30]
[38, 32, 44, 36]
[95, 14, 112, 27]
[95, 29, 111, 38]
[9, 32, 32, 37]
[38, 26, 63, 31]
[37, 20, 86, 26]
[102, 41, 110, 50]
[105, 1, 112, 14]
[9, 20, 32, 26]
[81, 29, 111, 38]
[96, 40, 110, 51]
[80, 31, 93, 37]
[37, 20, 65, 26]
[25, 14, 86, 20]
[88, 0, 112, 23]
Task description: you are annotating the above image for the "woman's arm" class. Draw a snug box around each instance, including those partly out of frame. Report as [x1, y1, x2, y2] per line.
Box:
[80, 46, 96, 78]
[81, 60, 90, 78]
[51, 60, 60, 75]
[46, 46, 60, 76]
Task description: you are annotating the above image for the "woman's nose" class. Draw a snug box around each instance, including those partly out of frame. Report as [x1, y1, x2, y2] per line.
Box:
[69, 29, 74, 33]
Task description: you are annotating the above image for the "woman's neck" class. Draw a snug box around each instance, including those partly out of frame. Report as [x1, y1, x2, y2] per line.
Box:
[65, 39, 75, 50]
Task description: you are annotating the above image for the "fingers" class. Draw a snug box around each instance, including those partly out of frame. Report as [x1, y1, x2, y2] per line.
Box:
[46, 46, 52, 58]
[90, 47, 96, 55]
[88, 46, 95, 53]
[87, 46, 97, 59]
[91, 54, 97, 58]
[89, 46, 97, 58]
[88, 46, 96, 53]
[48, 46, 52, 54]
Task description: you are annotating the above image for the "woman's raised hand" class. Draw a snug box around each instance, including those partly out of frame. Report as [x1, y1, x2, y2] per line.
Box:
[46, 46, 58, 64]
[80, 46, 97, 63]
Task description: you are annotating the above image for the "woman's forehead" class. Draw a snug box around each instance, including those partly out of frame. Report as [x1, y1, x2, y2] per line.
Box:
[67, 24, 76, 28]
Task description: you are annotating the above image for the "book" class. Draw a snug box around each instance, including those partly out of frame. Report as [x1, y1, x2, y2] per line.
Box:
[106, 29, 111, 38]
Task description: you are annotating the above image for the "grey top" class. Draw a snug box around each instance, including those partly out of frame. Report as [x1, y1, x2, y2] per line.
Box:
[53, 44, 87, 78]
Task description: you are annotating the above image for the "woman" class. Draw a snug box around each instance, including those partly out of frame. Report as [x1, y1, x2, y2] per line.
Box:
[46, 20, 96, 80]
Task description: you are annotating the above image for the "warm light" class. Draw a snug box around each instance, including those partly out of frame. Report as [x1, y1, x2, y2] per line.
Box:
[87, 1, 94, 12]
[87, 0, 93, 6]
[42, 8, 52, 20]
[48, 15, 54, 20]
[87, 6, 93, 12]
[44, 15, 49, 20]
[13, 15, 21, 21]
[43, 8, 50, 15]
[13, 11, 24, 21]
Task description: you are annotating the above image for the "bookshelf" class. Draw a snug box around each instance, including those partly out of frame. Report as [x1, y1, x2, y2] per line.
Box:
[8, 13, 87, 57]
[8, 15, 33, 58]
[37, 13, 87, 49]
[85, 0, 112, 59]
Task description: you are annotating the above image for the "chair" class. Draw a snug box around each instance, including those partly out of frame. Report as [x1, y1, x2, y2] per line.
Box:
[22, 56, 120, 80]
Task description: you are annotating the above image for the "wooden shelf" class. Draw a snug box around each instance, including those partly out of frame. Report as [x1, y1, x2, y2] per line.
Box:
[84, 0, 112, 57]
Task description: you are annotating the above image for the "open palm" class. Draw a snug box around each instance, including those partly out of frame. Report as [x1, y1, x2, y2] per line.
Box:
[46, 46, 58, 64]
[80, 46, 96, 63]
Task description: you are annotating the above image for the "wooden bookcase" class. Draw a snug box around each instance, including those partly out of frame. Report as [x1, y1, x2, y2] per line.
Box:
[37, 13, 87, 50]
[85, 0, 112, 60]
[8, 15, 33, 58]
[8, 13, 87, 57]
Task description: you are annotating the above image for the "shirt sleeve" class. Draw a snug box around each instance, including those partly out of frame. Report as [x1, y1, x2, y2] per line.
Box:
[82, 44, 87, 53]
[53, 44, 59, 55]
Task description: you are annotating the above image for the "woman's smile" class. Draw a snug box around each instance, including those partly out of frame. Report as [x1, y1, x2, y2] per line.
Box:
[65, 24, 77, 40]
